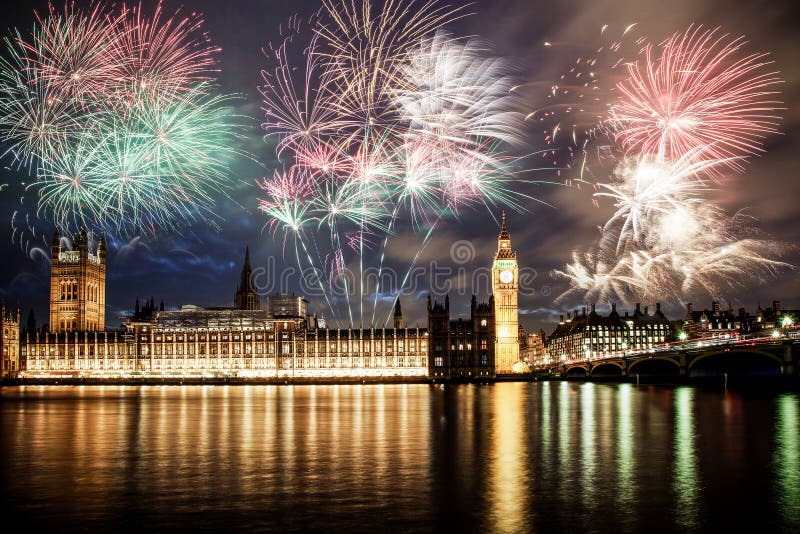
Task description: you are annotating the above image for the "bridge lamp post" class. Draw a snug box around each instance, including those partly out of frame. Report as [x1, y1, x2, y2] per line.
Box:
[678, 331, 688, 342]
[781, 316, 794, 328]
[772, 329, 781, 339]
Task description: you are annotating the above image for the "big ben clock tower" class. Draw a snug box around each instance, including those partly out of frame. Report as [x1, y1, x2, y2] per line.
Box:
[492, 211, 519, 374]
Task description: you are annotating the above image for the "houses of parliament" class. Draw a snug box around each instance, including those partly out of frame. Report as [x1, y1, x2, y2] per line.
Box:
[3, 215, 525, 380]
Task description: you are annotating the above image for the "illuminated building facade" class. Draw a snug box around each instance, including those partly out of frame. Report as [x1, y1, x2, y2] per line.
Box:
[546, 303, 674, 362]
[21, 248, 428, 379]
[266, 293, 309, 319]
[1, 303, 20, 378]
[22, 309, 428, 378]
[492, 211, 520, 373]
[521, 329, 547, 368]
[49, 230, 106, 333]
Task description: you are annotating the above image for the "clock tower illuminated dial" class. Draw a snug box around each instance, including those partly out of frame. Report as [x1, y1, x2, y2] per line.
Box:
[492, 211, 519, 374]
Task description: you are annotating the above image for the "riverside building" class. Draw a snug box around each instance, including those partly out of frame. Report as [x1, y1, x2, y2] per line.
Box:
[1, 303, 20, 378]
[19, 217, 524, 380]
[546, 303, 675, 363]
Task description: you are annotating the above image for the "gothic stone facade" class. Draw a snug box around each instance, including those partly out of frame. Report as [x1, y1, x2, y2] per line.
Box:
[23, 310, 428, 378]
[49, 230, 106, 333]
[1, 304, 20, 378]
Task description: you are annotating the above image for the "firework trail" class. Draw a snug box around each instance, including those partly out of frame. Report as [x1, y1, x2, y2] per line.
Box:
[553, 25, 788, 306]
[0, 1, 243, 239]
[258, 1, 539, 326]
[524, 24, 649, 185]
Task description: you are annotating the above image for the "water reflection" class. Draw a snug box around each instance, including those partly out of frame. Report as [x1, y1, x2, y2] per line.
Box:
[580, 383, 597, 510]
[489, 382, 529, 533]
[1, 384, 798, 532]
[616, 384, 635, 524]
[555, 380, 575, 519]
[776, 394, 800, 529]
[673, 387, 701, 530]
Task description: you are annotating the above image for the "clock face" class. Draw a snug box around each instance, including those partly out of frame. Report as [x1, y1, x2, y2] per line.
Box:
[499, 269, 513, 284]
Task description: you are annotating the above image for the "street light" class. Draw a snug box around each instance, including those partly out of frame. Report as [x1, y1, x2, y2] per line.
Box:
[678, 331, 688, 342]
[771, 329, 781, 339]
[781, 315, 794, 328]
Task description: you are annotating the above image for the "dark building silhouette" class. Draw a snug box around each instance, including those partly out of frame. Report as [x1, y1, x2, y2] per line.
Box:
[393, 300, 404, 329]
[428, 294, 495, 378]
[234, 246, 260, 311]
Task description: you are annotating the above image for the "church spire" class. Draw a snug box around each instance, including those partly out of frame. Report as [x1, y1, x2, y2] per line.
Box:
[234, 246, 260, 310]
[240, 245, 252, 287]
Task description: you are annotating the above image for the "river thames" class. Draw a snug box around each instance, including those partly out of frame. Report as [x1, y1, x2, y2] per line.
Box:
[1, 382, 798, 532]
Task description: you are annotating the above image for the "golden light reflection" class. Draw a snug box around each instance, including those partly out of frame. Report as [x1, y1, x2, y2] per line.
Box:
[489, 382, 530, 533]
[557, 379, 572, 506]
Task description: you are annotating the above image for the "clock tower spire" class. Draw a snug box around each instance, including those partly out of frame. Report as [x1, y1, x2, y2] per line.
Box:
[492, 210, 519, 373]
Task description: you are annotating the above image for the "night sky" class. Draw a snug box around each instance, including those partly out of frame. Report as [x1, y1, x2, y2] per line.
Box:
[1, 0, 798, 334]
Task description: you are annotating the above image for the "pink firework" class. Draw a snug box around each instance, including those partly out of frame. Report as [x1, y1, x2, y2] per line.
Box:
[611, 25, 783, 172]
[117, 1, 220, 99]
[258, 167, 312, 201]
[24, 2, 127, 103]
[259, 14, 340, 157]
[293, 139, 349, 179]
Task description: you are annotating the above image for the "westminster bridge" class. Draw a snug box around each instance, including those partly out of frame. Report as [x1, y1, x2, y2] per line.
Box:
[537, 334, 800, 380]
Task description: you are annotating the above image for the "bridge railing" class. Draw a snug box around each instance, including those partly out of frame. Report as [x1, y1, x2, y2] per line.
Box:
[536, 332, 792, 370]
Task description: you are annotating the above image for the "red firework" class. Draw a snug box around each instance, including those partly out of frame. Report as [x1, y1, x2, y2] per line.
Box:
[611, 25, 783, 173]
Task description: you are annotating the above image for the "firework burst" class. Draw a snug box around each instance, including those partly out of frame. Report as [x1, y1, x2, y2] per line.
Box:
[611, 25, 783, 173]
[258, 0, 537, 325]
[0, 0, 243, 238]
[552, 24, 789, 306]
[556, 152, 790, 304]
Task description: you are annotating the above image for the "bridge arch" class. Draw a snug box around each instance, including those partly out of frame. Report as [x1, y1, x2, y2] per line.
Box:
[627, 356, 681, 376]
[688, 348, 784, 374]
[590, 361, 624, 377]
[564, 364, 589, 377]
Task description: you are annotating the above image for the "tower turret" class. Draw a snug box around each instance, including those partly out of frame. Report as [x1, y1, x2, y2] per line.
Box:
[49, 228, 105, 333]
[97, 235, 106, 264]
[51, 230, 61, 259]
